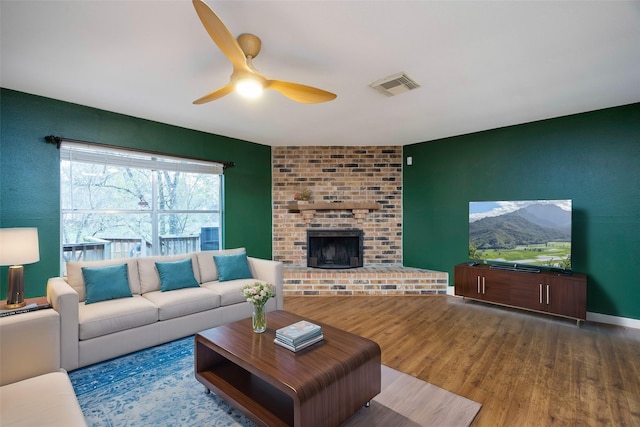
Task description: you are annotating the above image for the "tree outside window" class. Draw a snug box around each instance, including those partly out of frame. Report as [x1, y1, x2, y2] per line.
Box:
[60, 144, 222, 273]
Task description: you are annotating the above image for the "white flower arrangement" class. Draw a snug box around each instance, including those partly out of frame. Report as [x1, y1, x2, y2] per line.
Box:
[241, 281, 275, 306]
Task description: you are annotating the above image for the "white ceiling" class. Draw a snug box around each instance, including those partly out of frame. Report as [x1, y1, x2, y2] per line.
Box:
[2, 1, 639, 147]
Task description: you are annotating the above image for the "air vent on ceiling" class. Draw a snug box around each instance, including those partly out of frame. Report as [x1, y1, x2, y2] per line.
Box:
[369, 72, 420, 97]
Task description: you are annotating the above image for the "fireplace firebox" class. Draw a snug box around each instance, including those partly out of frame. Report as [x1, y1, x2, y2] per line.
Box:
[307, 229, 364, 269]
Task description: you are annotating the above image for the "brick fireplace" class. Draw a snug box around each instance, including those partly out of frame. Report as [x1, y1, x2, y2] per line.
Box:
[273, 146, 447, 295]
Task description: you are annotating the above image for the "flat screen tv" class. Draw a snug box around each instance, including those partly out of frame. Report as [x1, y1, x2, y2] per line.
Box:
[469, 199, 572, 271]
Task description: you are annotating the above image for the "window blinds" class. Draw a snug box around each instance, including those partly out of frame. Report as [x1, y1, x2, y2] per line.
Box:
[59, 141, 224, 175]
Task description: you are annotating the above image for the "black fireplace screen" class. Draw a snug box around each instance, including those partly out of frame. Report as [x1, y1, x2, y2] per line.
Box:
[307, 229, 364, 269]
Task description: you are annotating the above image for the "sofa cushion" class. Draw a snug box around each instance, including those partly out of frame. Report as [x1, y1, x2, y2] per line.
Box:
[137, 254, 200, 294]
[195, 248, 246, 283]
[0, 371, 87, 427]
[78, 295, 158, 340]
[214, 252, 253, 282]
[67, 258, 141, 302]
[142, 288, 221, 321]
[202, 278, 267, 307]
[155, 258, 199, 292]
[83, 264, 133, 304]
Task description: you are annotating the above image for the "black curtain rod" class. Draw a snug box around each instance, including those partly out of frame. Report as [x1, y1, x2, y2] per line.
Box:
[44, 135, 235, 169]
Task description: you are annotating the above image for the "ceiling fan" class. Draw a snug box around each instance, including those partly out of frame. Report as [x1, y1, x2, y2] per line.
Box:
[191, 0, 337, 104]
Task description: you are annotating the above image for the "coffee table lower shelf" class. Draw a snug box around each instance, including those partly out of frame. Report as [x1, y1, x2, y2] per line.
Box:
[197, 355, 294, 427]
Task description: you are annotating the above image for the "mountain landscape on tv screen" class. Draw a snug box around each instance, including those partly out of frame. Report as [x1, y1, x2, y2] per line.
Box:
[469, 202, 571, 268]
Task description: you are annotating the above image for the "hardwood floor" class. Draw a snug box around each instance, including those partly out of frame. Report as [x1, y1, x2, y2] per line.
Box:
[284, 295, 640, 426]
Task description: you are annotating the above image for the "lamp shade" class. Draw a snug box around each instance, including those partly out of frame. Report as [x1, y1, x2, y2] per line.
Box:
[0, 228, 40, 266]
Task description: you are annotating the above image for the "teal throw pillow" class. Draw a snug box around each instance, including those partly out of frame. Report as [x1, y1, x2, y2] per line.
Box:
[156, 258, 199, 292]
[82, 264, 132, 304]
[214, 252, 253, 282]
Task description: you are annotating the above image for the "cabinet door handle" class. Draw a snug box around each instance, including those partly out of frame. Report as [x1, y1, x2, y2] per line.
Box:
[482, 277, 485, 294]
[477, 276, 481, 294]
[539, 284, 543, 304]
[546, 284, 550, 305]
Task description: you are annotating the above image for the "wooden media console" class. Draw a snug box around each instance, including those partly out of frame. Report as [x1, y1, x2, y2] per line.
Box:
[454, 263, 587, 325]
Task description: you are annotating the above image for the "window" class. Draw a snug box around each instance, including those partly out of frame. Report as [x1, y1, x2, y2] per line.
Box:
[60, 142, 223, 272]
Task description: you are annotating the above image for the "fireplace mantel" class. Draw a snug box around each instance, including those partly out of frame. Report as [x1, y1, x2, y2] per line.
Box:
[287, 201, 381, 223]
[287, 201, 381, 211]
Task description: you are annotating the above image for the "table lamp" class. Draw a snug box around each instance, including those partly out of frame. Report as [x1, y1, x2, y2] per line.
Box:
[0, 228, 40, 309]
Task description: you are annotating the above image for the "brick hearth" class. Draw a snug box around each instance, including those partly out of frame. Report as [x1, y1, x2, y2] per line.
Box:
[283, 265, 448, 296]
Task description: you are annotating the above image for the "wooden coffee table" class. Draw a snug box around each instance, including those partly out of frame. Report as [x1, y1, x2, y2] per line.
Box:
[195, 310, 381, 427]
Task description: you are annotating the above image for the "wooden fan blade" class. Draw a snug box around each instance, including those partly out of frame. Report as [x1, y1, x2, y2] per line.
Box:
[192, 0, 250, 72]
[193, 83, 235, 104]
[266, 80, 337, 104]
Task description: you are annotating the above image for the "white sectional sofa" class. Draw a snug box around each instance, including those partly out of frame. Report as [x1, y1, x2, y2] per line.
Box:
[46, 248, 283, 371]
[0, 309, 87, 426]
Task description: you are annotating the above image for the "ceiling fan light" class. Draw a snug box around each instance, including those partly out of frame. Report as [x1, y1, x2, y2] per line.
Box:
[235, 78, 263, 98]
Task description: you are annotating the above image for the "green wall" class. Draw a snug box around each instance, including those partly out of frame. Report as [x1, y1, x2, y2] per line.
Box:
[403, 103, 640, 321]
[0, 88, 272, 299]
[4, 88, 638, 320]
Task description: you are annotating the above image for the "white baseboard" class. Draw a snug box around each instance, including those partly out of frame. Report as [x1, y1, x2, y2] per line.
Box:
[587, 311, 640, 330]
[447, 287, 639, 329]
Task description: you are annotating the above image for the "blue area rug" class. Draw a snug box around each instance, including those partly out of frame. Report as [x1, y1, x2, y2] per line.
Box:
[68, 336, 256, 427]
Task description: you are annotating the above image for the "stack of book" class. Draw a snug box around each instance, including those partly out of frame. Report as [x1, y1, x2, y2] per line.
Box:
[274, 320, 324, 352]
[0, 301, 51, 318]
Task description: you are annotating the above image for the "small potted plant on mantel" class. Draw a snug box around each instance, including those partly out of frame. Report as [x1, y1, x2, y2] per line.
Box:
[293, 188, 312, 204]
